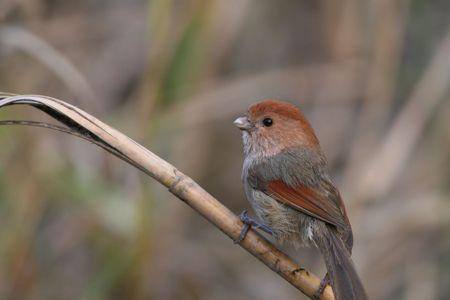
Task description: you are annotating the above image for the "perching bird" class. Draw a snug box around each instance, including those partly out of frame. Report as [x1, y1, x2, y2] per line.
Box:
[234, 100, 368, 300]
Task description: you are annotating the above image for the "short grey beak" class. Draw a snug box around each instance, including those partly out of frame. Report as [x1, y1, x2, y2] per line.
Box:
[234, 116, 251, 130]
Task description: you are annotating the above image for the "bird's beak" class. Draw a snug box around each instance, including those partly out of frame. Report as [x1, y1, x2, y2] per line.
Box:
[234, 116, 252, 130]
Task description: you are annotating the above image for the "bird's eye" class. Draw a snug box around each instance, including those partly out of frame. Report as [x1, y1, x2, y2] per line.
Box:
[262, 118, 273, 127]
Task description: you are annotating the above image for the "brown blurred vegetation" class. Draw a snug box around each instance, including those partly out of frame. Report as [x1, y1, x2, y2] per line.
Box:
[0, 0, 449, 299]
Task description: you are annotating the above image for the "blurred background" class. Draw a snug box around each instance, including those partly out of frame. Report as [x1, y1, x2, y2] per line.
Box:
[0, 0, 449, 299]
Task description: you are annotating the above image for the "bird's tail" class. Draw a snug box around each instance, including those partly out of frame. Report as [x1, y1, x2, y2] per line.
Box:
[314, 224, 368, 300]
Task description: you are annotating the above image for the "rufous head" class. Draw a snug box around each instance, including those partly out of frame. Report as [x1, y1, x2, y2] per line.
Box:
[234, 100, 320, 157]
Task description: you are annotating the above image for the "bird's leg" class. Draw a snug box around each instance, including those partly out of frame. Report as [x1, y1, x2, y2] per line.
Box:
[312, 273, 330, 300]
[234, 210, 273, 244]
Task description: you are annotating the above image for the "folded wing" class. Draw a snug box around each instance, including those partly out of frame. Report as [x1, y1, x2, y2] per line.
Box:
[266, 179, 348, 229]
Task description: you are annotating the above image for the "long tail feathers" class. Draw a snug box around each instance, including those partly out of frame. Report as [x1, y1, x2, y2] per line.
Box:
[315, 225, 368, 300]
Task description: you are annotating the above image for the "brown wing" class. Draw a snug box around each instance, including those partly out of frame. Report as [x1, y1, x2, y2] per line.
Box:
[265, 179, 348, 229]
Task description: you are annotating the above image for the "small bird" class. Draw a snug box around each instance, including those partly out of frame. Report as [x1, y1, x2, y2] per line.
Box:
[234, 100, 368, 300]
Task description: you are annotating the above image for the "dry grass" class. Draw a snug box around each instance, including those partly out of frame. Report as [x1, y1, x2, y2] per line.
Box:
[0, 1, 449, 299]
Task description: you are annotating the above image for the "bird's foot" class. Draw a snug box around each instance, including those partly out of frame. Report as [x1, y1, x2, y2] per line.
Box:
[234, 210, 273, 244]
[312, 273, 330, 300]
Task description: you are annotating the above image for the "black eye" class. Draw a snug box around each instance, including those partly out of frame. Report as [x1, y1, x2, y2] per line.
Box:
[262, 118, 273, 127]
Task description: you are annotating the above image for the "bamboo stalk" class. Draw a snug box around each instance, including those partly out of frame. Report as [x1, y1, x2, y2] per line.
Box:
[0, 93, 334, 300]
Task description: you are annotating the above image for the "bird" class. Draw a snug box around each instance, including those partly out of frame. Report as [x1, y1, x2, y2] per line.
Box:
[234, 99, 368, 300]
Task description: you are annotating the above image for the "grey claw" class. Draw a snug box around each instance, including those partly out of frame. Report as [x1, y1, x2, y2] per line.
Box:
[313, 274, 330, 300]
[234, 223, 250, 244]
[234, 210, 273, 244]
